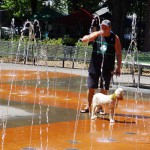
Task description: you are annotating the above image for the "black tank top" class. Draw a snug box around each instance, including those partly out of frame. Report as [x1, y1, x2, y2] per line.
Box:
[88, 31, 116, 75]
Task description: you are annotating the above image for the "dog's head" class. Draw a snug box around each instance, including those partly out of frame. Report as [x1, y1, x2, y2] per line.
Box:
[114, 88, 124, 100]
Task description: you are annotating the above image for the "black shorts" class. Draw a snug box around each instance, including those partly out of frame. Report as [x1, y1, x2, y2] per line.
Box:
[87, 73, 112, 90]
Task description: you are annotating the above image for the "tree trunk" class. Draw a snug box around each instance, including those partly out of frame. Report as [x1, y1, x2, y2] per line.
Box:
[31, 0, 38, 15]
[110, 0, 130, 48]
[68, 0, 80, 12]
[144, 0, 150, 52]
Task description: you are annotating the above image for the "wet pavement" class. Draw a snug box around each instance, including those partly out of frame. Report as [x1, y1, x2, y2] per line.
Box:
[0, 63, 150, 150]
[0, 100, 85, 128]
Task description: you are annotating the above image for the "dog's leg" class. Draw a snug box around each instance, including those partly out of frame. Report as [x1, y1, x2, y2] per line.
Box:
[91, 104, 97, 120]
[95, 105, 100, 113]
[109, 108, 115, 123]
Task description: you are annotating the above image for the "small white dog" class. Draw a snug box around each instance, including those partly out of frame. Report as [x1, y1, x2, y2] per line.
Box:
[91, 88, 123, 123]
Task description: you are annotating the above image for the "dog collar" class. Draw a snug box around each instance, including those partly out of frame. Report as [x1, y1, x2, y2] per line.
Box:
[111, 94, 116, 100]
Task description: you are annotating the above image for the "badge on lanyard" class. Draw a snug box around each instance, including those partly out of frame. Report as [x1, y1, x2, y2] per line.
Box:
[100, 44, 107, 54]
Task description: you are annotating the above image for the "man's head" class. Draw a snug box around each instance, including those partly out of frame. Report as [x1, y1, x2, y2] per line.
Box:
[101, 19, 111, 36]
[101, 19, 111, 27]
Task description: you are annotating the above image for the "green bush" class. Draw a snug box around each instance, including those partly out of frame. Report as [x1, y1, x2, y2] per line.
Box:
[75, 41, 92, 47]
[41, 38, 63, 45]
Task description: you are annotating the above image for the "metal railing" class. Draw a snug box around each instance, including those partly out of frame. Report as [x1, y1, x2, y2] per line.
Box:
[0, 40, 92, 69]
[0, 40, 150, 70]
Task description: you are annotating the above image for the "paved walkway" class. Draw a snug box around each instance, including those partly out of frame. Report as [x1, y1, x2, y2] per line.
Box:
[0, 62, 150, 93]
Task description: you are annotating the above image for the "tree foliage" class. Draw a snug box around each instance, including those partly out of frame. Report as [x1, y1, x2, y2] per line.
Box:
[127, 0, 147, 21]
[51, 0, 68, 14]
[66, 0, 101, 13]
[0, 0, 150, 51]
[1, 0, 31, 18]
[144, 0, 150, 51]
[0, 0, 46, 19]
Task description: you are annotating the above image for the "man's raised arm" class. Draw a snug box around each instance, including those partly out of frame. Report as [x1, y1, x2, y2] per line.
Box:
[82, 30, 104, 43]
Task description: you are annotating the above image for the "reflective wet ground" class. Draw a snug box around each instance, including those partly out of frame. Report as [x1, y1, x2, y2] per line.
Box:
[0, 69, 150, 150]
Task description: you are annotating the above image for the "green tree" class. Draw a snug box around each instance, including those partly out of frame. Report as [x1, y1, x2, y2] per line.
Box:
[52, 0, 68, 14]
[1, 0, 30, 18]
[66, 0, 101, 13]
[105, 0, 148, 51]
[127, 0, 147, 51]
[144, 0, 150, 52]
[31, 0, 38, 14]
[0, 0, 44, 19]
[108, 0, 131, 46]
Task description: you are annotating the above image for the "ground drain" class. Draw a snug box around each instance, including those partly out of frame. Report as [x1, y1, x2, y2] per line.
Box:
[106, 138, 117, 142]
[124, 132, 137, 135]
[97, 137, 117, 143]
[67, 140, 80, 144]
[65, 149, 78, 150]
[21, 148, 36, 150]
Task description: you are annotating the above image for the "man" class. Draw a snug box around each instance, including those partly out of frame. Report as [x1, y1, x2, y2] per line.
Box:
[81, 19, 122, 113]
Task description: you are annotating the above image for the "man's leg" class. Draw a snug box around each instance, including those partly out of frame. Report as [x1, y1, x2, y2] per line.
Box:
[80, 88, 95, 113]
[98, 77, 108, 114]
[100, 88, 108, 95]
[87, 88, 95, 109]
[81, 74, 98, 113]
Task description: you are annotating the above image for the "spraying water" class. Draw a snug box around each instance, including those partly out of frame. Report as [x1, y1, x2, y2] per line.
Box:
[124, 14, 138, 87]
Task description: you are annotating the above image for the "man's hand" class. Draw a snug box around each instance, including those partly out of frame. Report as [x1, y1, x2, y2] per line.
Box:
[115, 67, 121, 76]
[82, 30, 104, 43]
